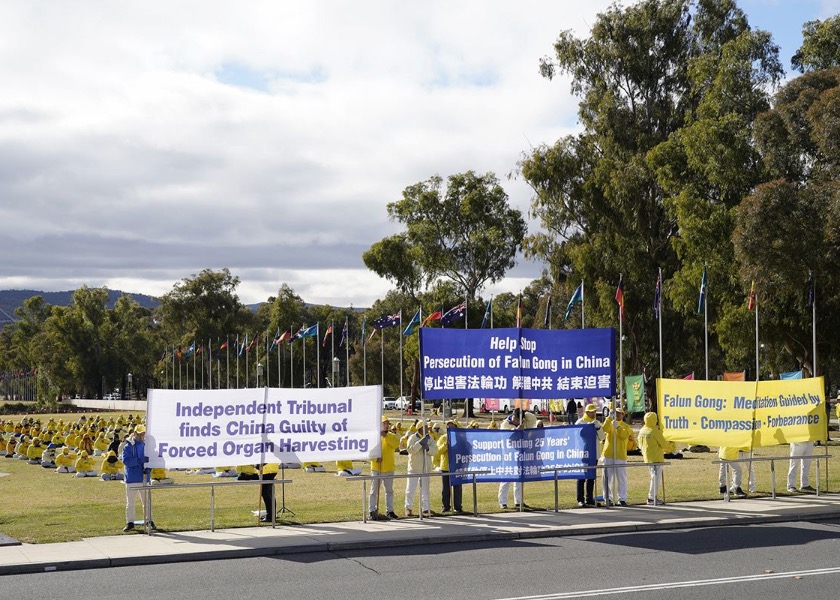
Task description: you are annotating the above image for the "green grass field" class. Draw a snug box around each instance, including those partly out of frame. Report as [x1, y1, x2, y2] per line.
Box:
[1, 408, 837, 544]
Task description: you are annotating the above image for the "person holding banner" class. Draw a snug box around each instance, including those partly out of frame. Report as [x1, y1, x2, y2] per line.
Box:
[601, 406, 631, 507]
[405, 420, 435, 517]
[121, 424, 154, 532]
[369, 417, 400, 521]
[718, 446, 751, 498]
[576, 403, 604, 507]
[787, 441, 816, 492]
[638, 412, 667, 505]
[498, 409, 538, 509]
[436, 420, 463, 515]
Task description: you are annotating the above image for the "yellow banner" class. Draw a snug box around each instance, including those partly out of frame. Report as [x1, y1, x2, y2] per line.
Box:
[657, 377, 826, 448]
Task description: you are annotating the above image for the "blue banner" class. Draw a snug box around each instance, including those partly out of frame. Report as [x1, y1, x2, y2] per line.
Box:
[447, 424, 597, 484]
[419, 327, 616, 400]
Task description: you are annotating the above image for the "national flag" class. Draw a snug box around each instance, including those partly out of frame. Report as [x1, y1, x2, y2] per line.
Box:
[245, 334, 259, 352]
[697, 266, 707, 314]
[339, 320, 348, 347]
[421, 310, 442, 327]
[480, 299, 492, 329]
[360, 319, 366, 345]
[277, 330, 291, 344]
[176, 346, 183, 364]
[294, 324, 318, 339]
[682, 372, 694, 380]
[185, 342, 196, 359]
[373, 312, 401, 330]
[219, 340, 228, 351]
[238, 336, 247, 356]
[515, 294, 522, 327]
[653, 270, 662, 320]
[543, 294, 552, 328]
[441, 302, 467, 326]
[564, 283, 583, 321]
[747, 280, 756, 311]
[403, 310, 421, 336]
[806, 271, 815, 308]
[615, 275, 625, 322]
[322, 324, 333, 347]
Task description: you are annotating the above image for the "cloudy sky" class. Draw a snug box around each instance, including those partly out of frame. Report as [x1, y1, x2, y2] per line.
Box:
[1, 1, 836, 307]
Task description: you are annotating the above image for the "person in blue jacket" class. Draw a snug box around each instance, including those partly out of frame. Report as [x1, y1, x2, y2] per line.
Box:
[121, 425, 154, 532]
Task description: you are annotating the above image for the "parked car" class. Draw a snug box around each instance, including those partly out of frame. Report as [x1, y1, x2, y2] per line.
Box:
[395, 396, 421, 410]
[383, 397, 398, 410]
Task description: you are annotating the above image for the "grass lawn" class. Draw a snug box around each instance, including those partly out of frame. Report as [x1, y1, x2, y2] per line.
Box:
[1, 408, 837, 544]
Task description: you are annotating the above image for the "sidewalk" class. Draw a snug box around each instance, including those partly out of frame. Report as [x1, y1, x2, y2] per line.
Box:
[3, 493, 840, 576]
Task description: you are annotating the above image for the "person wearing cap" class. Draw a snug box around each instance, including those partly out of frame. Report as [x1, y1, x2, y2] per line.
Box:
[369, 416, 400, 520]
[638, 412, 667, 505]
[405, 420, 435, 517]
[601, 404, 631, 506]
[498, 408, 538, 509]
[575, 402, 605, 507]
[121, 424, 154, 532]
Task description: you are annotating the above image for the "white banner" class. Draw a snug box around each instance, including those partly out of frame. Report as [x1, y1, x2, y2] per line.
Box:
[145, 386, 382, 469]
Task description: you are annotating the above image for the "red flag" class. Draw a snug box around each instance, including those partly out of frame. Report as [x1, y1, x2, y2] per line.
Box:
[747, 280, 756, 311]
[219, 340, 228, 350]
[615, 275, 625, 322]
[322, 324, 333, 347]
[682, 372, 694, 380]
[421, 310, 442, 327]
[516, 294, 522, 327]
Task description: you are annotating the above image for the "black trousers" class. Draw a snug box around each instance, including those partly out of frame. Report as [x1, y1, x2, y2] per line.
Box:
[261, 473, 276, 515]
[441, 471, 463, 511]
[576, 478, 595, 503]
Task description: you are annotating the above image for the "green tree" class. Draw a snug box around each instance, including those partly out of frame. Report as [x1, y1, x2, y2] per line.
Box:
[521, 0, 782, 379]
[791, 16, 840, 73]
[369, 171, 526, 303]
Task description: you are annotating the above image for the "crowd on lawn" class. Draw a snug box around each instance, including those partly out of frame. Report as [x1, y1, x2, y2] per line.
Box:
[1, 402, 825, 528]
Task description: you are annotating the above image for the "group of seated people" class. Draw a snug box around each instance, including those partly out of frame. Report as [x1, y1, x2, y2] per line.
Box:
[0, 414, 170, 482]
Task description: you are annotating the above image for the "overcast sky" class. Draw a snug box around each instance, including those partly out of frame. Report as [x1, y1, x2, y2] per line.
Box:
[1, 1, 837, 307]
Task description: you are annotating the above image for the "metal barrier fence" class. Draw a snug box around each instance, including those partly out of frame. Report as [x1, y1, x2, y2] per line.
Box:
[540, 461, 672, 511]
[713, 453, 831, 501]
[347, 470, 490, 522]
[127, 478, 292, 535]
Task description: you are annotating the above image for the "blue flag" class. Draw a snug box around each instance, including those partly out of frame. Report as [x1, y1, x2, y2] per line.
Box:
[480, 299, 492, 329]
[697, 267, 707, 314]
[441, 302, 466, 326]
[403, 310, 421, 336]
[564, 283, 583, 321]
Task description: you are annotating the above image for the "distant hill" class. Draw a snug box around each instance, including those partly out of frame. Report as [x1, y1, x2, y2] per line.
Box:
[0, 289, 160, 324]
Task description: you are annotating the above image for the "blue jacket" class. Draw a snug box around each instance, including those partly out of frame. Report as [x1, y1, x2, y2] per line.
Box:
[121, 437, 147, 484]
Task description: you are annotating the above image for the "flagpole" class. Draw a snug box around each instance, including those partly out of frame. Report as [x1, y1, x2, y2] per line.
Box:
[399, 311, 404, 399]
[618, 275, 624, 407]
[811, 271, 817, 378]
[345, 318, 350, 387]
[236, 335, 240, 389]
[193, 340, 197, 390]
[208, 339, 212, 389]
[657, 269, 663, 380]
[703, 264, 709, 380]
[581, 281, 585, 329]
[754, 291, 760, 381]
[290, 337, 295, 388]
[316, 323, 321, 388]
[225, 336, 230, 389]
[363, 319, 367, 386]
[277, 331, 282, 388]
[464, 298, 468, 330]
[380, 324, 385, 393]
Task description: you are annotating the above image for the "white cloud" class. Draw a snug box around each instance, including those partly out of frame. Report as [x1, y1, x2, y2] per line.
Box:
[0, 1, 823, 306]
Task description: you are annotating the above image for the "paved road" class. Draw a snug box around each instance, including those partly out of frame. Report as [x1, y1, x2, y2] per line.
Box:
[3, 519, 840, 599]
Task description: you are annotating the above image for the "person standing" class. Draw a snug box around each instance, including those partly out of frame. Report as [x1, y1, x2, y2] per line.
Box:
[566, 398, 578, 425]
[405, 420, 435, 517]
[787, 440, 816, 492]
[498, 408, 537, 509]
[369, 416, 400, 520]
[601, 406, 631, 506]
[638, 412, 667, 505]
[436, 420, 463, 514]
[121, 424, 153, 532]
[575, 403, 604, 507]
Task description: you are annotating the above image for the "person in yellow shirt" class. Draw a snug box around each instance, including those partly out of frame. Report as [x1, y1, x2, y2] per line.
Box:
[100, 450, 125, 481]
[638, 412, 667, 505]
[369, 416, 400, 520]
[73, 450, 97, 477]
[601, 405, 631, 506]
[27, 438, 43, 464]
[335, 460, 361, 476]
[55, 447, 77, 473]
